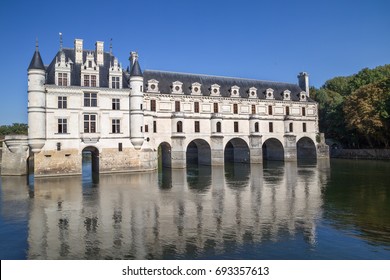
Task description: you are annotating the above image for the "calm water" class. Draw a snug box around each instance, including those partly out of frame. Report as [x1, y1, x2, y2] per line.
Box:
[1, 159, 390, 260]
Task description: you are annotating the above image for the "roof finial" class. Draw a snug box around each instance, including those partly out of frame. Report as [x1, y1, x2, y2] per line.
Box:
[35, 37, 39, 52]
[109, 38, 112, 56]
[59, 32, 63, 51]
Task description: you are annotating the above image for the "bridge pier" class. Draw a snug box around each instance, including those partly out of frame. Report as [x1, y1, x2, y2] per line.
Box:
[284, 134, 297, 162]
[1, 135, 29, 176]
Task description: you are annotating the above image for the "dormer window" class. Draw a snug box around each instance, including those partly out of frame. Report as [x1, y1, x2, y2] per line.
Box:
[147, 79, 159, 93]
[55, 52, 71, 86]
[300, 91, 307, 101]
[230, 85, 240, 97]
[58, 73, 68, 86]
[249, 87, 257, 99]
[172, 81, 183, 94]
[191, 82, 201, 95]
[266, 88, 274, 100]
[283, 90, 291, 101]
[210, 84, 221, 96]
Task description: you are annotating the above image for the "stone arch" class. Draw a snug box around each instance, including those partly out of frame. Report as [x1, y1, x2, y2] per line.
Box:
[262, 138, 284, 161]
[297, 137, 317, 159]
[157, 142, 172, 168]
[82, 146, 99, 183]
[224, 137, 250, 163]
[186, 139, 211, 165]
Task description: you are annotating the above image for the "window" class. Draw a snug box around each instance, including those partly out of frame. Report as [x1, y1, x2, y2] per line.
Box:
[268, 105, 272, 115]
[195, 121, 200, 133]
[177, 121, 183, 133]
[234, 121, 239, 133]
[58, 96, 67, 109]
[112, 98, 120, 110]
[251, 104, 256, 114]
[302, 107, 306, 116]
[88, 61, 92, 68]
[255, 122, 259, 132]
[216, 122, 221, 133]
[303, 123, 307, 132]
[84, 93, 97, 107]
[194, 102, 199, 113]
[233, 104, 238, 114]
[118, 143, 123, 152]
[84, 114, 96, 133]
[175, 101, 180, 112]
[286, 106, 290, 115]
[91, 75, 96, 87]
[289, 123, 293, 132]
[112, 76, 120, 89]
[58, 119, 67, 134]
[153, 121, 157, 133]
[214, 103, 219, 113]
[112, 119, 120, 133]
[84, 75, 90, 87]
[58, 73, 68, 86]
[150, 100, 156, 112]
[269, 122, 273, 133]
[56, 142, 61, 151]
[145, 125, 149, 133]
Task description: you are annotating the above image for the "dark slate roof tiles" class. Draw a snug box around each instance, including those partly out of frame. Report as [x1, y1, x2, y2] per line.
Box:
[28, 50, 45, 70]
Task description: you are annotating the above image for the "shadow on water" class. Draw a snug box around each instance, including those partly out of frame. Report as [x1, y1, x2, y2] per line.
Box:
[224, 162, 250, 190]
[158, 167, 172, 190]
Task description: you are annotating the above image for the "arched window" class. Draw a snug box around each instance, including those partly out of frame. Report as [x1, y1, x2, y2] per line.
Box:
[216, 122, 221, 133]
[177, 121, 183, 133]
[254, 122, 259, 132]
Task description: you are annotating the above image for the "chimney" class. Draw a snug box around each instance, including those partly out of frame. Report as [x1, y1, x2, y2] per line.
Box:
[95, 41, 104, 66]
[298, 72, 310, 97]
[130, 51, 138, 68]
[74, 39, 83, 64]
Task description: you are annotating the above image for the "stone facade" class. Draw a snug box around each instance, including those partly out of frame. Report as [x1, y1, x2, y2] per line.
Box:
[1, 38, 328, 177]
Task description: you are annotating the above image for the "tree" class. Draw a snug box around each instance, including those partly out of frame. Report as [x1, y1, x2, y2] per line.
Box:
[0, 123, 28, 136]
[343, 78, 390, 147]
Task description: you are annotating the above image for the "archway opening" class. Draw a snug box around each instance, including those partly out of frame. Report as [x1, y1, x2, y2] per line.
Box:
[224, 138, 250, 163]
[262, 138, 284, 161]
[297, 137, 317, 161]
[186, 139, 211, 166]
[158, 142, 172, 169]
[157, 142, 172, 189]
[82, 146, 99, 184]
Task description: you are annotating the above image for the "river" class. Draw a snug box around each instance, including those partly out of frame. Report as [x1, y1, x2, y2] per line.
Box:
[0, 159, 389, 259]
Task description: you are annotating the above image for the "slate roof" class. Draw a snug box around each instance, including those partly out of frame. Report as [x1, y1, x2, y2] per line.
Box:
[143, 70, 311, 102]
[45, 48, 129, 88]
[28, 50, 45, 70]
[130, 59, 143, 77]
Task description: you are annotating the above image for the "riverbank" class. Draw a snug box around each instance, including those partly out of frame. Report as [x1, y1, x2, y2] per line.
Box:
[331, 149, 390, 160]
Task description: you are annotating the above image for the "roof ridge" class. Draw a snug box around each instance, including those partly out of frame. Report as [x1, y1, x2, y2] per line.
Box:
[144, 69, 297, 85]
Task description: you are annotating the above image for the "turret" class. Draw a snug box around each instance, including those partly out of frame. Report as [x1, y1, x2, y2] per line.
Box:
[129, 51, 144, 150]
[27, 40, 46, 153]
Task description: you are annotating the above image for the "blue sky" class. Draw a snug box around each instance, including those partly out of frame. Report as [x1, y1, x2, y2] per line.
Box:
[0, 0, 389, 125]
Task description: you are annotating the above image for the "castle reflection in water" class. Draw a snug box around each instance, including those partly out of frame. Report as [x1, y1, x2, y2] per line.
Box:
[1, 161, 330, 259]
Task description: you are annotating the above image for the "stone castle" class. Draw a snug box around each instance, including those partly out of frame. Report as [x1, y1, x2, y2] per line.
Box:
[1, 38, 328, 176]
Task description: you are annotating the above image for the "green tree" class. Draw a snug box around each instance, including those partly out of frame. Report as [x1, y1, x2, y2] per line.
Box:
[0, 123, 28, 136]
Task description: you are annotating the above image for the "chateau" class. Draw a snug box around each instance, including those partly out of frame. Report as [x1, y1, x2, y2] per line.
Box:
[1, 38, 328, 177]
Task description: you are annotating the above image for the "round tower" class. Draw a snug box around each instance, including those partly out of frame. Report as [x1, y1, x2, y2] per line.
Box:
[27, 41, 46, 153]
[129, 52, 144, 150]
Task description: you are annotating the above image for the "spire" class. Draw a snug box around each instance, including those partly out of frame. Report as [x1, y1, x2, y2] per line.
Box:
[59, 32, 63, 51]
[109, 38, 112, 56]
[28, 38, 45, 70]
[129, 51, 143, 77]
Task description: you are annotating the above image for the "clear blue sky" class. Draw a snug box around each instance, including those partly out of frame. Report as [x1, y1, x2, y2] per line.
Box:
[0, 0, 389, 125]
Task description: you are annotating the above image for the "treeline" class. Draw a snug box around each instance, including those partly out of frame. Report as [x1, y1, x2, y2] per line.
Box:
[0, 123, 28, 138]
[311, 64, 390, 148]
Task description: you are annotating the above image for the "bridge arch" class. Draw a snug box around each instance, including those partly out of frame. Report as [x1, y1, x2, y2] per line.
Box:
[262, 138, 284, 161]
[186, 139, 211, 165]
[82, 146, 99, 183]
[297, 137, 317, 159]
[224, 137, 250, 163]
[157, 142, 172, 168]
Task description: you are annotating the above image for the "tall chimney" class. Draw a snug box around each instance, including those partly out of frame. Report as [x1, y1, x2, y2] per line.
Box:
[298, 72, 310, 97]
[74, 39, 83, 64]
[95, 41, 104, 66]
